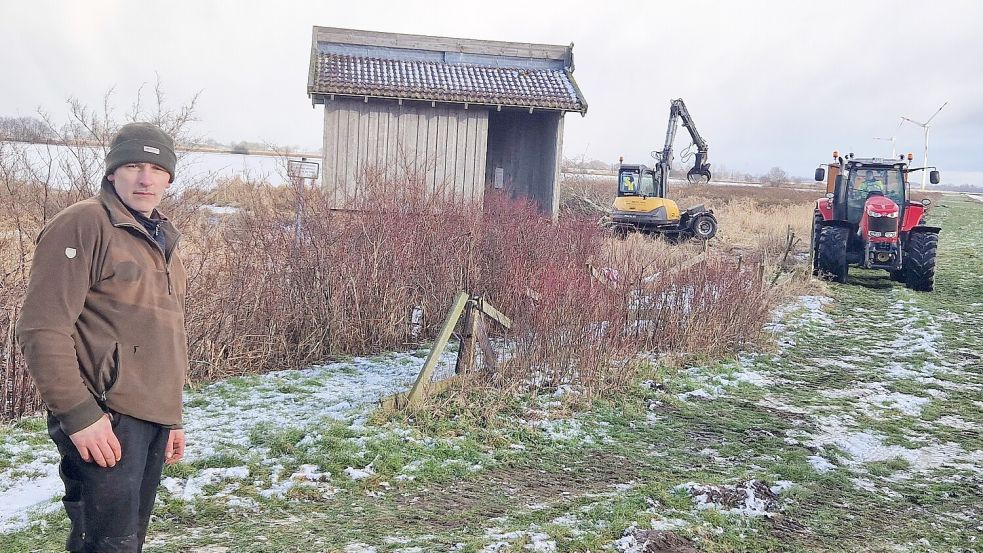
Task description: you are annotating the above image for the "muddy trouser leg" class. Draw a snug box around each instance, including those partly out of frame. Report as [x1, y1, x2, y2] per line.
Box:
[48, 411, 169, 553]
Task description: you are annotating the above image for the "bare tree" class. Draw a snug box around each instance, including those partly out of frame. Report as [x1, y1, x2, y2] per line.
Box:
[761, 166, 790, 187]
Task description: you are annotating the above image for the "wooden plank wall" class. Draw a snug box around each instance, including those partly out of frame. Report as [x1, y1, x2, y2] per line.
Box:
[322, 98, 488, 208]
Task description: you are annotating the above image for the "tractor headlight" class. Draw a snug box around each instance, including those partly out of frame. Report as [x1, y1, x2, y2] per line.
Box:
[868, 231, 883, 237]
[886, 212, 898, 218]
[884, 231, 897, 238]
[867, 210, 882, 217]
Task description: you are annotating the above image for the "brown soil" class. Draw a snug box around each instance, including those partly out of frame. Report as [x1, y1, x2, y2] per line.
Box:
[386, 452, 646, 532]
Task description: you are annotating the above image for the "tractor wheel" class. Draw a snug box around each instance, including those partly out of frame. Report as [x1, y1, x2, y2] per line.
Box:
[690, 214, 718, 241]
[817, 225, 849, 283]
[810, 211, 822, 276]
[905, 232, 938, 292]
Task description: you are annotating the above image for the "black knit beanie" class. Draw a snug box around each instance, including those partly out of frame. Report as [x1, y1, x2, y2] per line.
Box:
[104, 122, 177, 183]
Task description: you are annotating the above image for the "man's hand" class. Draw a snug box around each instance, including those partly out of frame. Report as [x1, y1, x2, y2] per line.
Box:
[69, 414, 121, 468]
[164, 429, 185, 465]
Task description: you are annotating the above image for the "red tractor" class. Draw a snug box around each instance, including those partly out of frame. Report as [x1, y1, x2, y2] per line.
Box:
[811, 152, 941, 291]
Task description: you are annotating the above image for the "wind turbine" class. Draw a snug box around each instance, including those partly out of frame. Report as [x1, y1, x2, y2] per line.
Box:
[873, 118, 904, 158]
[902, 101, 948, 190]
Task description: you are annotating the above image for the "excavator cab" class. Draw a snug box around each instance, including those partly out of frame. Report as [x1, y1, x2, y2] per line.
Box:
[618, 165, 661, 197]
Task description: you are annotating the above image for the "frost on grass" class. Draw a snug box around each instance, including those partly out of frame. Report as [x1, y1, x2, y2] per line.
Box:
[674, 479, 792, 518]
[807, 416, 983, 479]
[481, 526, 557, 552]
[674, 361, 775, 402]
[807, 455, 837, 473]
[161, 466, 250, 501]
[344, 464, 376, 481]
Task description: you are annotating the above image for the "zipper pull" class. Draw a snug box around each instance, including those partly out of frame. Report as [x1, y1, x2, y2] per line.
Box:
[154, 224, 160, 237]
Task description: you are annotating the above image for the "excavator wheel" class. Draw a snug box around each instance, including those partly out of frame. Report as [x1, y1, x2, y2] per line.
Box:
[817, 225, 849, 283]
[689, 214, 717, 241]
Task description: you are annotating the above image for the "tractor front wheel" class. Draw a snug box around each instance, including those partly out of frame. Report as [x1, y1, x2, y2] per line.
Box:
[817, 225, 849, 283]
[810, 211, 822, 276]
[905, 232, 938, 292]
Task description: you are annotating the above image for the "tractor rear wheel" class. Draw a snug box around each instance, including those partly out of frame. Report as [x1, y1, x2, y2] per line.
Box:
[817, 225, 849, 283]
[905, 231, 938, 292]
[810, 211, 822, 276]
[690, 214, 718, 241]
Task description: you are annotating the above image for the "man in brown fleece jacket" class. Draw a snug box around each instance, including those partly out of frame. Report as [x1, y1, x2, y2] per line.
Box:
[17, 122, 189, 552]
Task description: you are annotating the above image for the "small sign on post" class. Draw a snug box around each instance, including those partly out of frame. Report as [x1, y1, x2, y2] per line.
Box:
[287, 159, 320, 180]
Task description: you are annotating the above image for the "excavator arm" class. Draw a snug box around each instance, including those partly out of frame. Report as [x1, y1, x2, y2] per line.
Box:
[655, 99, 712, 184]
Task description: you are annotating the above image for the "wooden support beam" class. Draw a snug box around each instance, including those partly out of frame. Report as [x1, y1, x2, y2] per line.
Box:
[455, 300, 480, 375]
[403, 292, 469, 406]
[474, 298, 512, 330]
[475, 318, 497, 371]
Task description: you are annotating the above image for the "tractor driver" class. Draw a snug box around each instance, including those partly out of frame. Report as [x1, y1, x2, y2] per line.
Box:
[859, 170, 886, 194]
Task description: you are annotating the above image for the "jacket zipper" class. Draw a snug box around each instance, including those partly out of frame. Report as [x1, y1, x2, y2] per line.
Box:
[155, 224, 174, 294]
[99, 343, 121, 401]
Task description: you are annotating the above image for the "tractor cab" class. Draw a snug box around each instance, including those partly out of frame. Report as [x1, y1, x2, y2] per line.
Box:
[838, 161, 908, 224]
[618, 164, 663, 198]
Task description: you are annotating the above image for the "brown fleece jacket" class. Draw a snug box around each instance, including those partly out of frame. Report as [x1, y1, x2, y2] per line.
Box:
[16, 180, 188, 435]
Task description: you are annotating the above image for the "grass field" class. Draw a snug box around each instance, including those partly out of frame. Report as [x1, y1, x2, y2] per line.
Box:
[1, 197, 978, 552]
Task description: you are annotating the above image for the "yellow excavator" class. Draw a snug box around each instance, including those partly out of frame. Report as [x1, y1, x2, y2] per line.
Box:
[607, 98, 717, 240]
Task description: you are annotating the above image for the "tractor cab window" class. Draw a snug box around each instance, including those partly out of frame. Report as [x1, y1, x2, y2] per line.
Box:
[846, 167, 905, 218]
[619, 170, 641, 195]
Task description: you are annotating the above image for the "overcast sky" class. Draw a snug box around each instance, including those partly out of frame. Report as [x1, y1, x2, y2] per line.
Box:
[2, 0, 981, 183]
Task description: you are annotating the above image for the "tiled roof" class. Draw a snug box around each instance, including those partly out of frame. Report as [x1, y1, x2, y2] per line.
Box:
[310, 53, 585, 113]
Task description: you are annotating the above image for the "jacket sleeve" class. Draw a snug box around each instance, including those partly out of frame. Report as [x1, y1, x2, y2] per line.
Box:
[15, 210, 106, 435]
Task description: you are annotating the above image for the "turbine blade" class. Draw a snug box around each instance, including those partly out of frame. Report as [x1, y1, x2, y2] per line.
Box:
[924, 101, 949, 125]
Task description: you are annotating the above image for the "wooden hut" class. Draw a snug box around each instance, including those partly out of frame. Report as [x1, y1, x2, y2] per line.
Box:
[307, 26, 588, 214]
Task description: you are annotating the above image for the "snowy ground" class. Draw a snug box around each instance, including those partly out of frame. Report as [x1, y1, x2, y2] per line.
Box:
[0, 348, 460, 533]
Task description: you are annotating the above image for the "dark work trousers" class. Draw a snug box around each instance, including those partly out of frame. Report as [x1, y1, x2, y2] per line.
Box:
[47, 410, 169, 553]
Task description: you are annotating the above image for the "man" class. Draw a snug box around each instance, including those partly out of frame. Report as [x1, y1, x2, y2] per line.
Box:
[622, 174, 636, 193]
[16, 122, 189, 552]
[859, 169, 886, 194]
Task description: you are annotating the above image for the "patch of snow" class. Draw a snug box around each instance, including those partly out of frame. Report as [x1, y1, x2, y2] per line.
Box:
[675, 388, 717, 401]
[936, 416, 977, 431]
[344, 464, 376, 481]
[808, 456, 836, 473]
[808, 416, 983, 474]
[163, 467, 250, 501]
[649, 518, 688, 531]
[674, 480, 789, 517]
[530, 418, 591, 443]
[291, 464, 331, 482]
[344, 544, 378, 553]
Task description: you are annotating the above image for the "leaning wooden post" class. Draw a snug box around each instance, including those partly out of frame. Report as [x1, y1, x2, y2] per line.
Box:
[403, 292, 470, 406]
[455, 297, 480, 375]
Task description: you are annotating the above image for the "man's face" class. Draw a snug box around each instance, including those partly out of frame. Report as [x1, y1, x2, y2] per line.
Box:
[108, 162, 171, 216]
